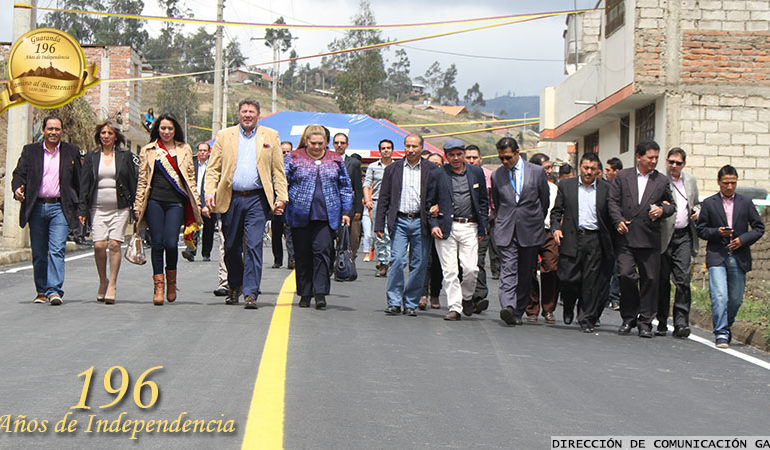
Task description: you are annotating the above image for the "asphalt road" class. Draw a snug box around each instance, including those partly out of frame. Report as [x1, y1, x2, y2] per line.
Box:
[1, 238, 769, 449]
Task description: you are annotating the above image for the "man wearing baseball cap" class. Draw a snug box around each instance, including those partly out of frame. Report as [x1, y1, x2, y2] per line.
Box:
[425, 138, 488, 321]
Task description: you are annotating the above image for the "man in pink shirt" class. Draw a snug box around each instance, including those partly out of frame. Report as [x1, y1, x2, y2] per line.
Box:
[696, 165, 764, 348]
[12, 116, 81, 305]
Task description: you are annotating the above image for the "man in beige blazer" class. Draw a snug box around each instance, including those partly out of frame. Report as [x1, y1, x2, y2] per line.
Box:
[204, 98, 288, 309]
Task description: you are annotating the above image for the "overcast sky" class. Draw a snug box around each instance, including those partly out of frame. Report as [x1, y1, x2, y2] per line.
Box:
[2, 0, 599, 98]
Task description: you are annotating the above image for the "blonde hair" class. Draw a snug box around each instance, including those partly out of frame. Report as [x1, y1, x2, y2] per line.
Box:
[298, 124, 328, 149]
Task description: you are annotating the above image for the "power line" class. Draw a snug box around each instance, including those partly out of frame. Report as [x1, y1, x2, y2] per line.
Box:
[396, 44, 563, 62]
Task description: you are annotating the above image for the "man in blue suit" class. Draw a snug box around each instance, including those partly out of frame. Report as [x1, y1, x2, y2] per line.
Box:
[490, 137, 550, 326]
[697, 165, 764, 348]
[426, 139, 488, 321]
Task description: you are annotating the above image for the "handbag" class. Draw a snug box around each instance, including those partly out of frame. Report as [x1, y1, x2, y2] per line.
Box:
[333, 224, 358, 281]
[124, 225, 147, 265]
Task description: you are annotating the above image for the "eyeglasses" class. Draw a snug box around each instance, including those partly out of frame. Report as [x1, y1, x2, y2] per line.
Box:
[333, 141, 347, 146]
[667, 160, 684, 166]
[498, 155, 514, 161]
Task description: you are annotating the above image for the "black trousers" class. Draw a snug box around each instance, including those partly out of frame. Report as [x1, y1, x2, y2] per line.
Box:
[617, 244, 660, 330]
[292, 221, 333, 297]
[422, 239, 443, 297]
[558, 231, 603, 326]
[272, 214, 285, 265]
[657, 229, 693, 328]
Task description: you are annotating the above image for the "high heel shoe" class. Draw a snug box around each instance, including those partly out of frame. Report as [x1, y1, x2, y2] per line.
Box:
[105, 286, 116, 304]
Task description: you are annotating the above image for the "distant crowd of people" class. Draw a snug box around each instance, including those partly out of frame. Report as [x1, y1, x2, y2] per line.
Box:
[11, 97, 764, 349]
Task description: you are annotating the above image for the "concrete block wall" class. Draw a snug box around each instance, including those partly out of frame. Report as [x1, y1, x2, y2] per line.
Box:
[633, 1, 770, 196]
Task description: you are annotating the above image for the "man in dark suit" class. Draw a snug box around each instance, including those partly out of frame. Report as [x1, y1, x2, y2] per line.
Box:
[490, 137, 549, 326]
[333, 133, 364, 260]
[697, 165, 764, 348]
[609, 140, 675, 337]
[183, 142, 216, 262]
[657, 147, 700, 338]
[550, 152, 612, 332]
[11, 115, 81, 305]
[426, 138, 488, 321]
[376, 134, 436, 316]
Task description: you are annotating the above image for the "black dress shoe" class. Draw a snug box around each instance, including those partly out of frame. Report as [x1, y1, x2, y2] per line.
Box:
[673, 326, 691, 338]
[655, 329, 667, 336]
[563, 309, 574, 325]
[384, 305, 401, 315]
[618, 323, 633, 335]
[405, 308, 417, 317]
[314, 295, 326, 310]
[512, 314, 523, 326]
[298, 296, 311, 308]
[580, 324, 595, 333]
[462, 299, 475, 316]
[639, 328, 653, 338]
[500, 306, 516, 325]
[214, 287, 229, 297]
[474, 298, 489, 314]
[182, 249, 195, 262]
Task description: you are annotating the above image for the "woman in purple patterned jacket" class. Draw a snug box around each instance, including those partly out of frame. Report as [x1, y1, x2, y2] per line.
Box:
[284, 125, 353, 309]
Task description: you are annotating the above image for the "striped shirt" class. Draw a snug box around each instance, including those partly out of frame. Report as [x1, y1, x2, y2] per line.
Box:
[398, 159, 421, 214]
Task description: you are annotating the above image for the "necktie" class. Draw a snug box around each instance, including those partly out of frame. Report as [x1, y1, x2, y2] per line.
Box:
[510, 167, 519, 203]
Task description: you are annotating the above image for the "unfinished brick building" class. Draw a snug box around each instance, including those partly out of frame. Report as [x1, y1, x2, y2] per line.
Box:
[540, 0, 770, 195]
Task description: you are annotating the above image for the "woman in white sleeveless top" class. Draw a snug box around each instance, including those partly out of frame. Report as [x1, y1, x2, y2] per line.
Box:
[78, 120, 138, 304]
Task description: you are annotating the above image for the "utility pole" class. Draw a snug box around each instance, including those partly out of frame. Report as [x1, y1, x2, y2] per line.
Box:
[3, 1, 37, 248]
[222, 53, 229, 127]
[211, 0, 224, 138]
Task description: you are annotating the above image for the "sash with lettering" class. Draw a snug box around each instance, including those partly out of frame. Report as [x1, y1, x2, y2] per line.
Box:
[155, 141, 200, 249]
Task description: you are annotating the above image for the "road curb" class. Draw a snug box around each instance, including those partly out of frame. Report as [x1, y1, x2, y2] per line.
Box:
[690, 306, 770, 352]
[0, 242, 86, 267]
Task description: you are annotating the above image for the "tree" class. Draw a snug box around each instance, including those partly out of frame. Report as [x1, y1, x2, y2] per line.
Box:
[226, 40, 246, 69]
[182, 28, 215, 82]
[155, 76, 203, 143]
[42, 0, 148, 49]
[264, 17, 294, 56]
[435, 63, 459, 105]
[463, 82, 486, 108]
[326, 1, 387, 114]
[385, 49, 412, 102]
[281, 49, 299, 90]
[415, 61, 442, 99]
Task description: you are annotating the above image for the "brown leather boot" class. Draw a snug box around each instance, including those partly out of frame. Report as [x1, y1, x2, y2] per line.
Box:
[153, 274, 164, 305]
[166, 269, 177, 302]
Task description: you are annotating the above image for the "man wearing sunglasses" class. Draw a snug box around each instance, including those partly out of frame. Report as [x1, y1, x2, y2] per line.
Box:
[657, 147, 700, 338]
[490, 137, 550, 326]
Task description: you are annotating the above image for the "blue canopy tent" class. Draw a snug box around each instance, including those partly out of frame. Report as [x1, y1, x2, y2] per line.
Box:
[207, 111, 440, 163]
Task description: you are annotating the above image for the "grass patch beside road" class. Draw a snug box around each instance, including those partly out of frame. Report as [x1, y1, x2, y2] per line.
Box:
[690, 285, 770, 343]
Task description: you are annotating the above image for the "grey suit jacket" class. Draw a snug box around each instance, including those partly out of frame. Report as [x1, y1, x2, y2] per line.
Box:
[490, 161, 549, 248]
[660, 171, 700, 256]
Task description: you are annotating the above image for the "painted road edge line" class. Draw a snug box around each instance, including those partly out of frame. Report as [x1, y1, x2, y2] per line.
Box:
[241, 271, 296, 450]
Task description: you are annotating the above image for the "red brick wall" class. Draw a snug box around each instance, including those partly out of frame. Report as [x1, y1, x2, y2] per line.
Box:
[681, 30, 770, 84]
[634, 29, 664, 84]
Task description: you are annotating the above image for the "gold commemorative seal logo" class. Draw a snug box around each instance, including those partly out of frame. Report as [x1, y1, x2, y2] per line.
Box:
[0, 27, 99, 114]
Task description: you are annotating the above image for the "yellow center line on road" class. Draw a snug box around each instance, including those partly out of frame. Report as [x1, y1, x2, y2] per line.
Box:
[241, 271, 296, 450]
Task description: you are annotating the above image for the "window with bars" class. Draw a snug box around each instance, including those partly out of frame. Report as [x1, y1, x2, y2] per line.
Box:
[605, 0, 625, 38]
[635, 103, 656, 146]
[620, 115, 630, 154]
[584, 131, 599, 154]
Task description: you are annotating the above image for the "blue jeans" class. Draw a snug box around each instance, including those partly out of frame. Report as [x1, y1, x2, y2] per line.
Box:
[221, 192, 269, 298]
[385, 216, 429, 309]
[708, 255, 746, 338]
[145, 199, 184, 275]
[372, 200, 391, 264]
[28, 201, 69, 297]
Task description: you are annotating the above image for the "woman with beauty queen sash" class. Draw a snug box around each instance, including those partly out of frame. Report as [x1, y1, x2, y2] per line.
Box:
[134, 112, 202, 305]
